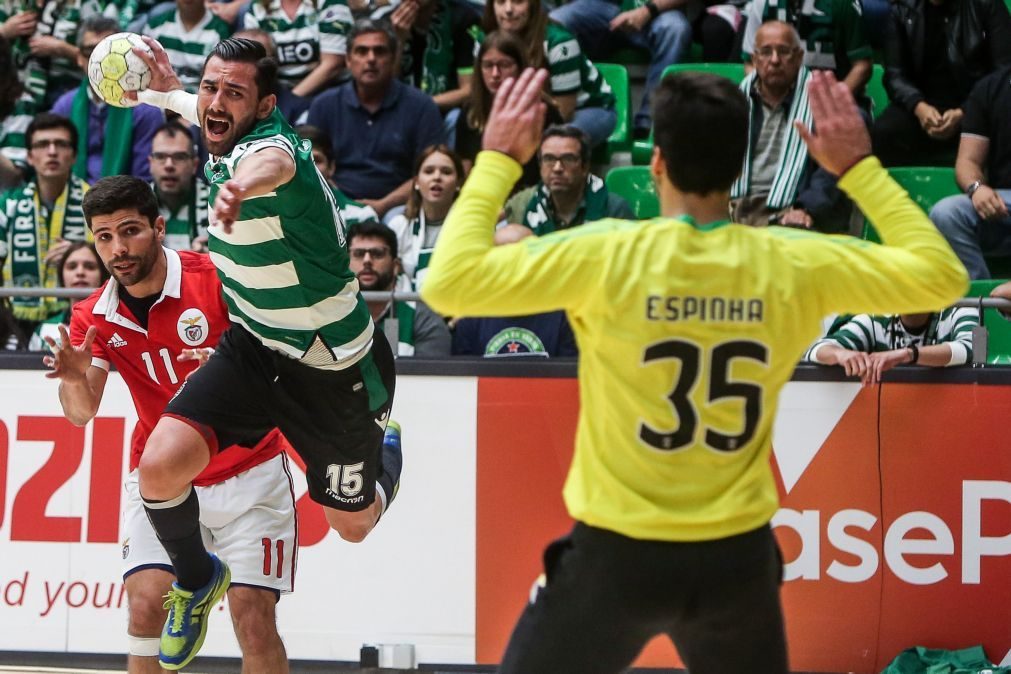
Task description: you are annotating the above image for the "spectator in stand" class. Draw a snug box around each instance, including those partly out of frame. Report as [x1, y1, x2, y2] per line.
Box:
[387, 144, 462, 288]
[28, 241, 107, 350]
[930, 64, 1011, 280]
[388, 0, 480, 134]
[456, 30, 562, 191]
[0, 113, 91, 333]
[348, 220, 451, 356]
[871, 0, 1011, 167]
[742, 0, 873, 103]
[805, 306, 978, 383]
[548, 0, 692, 138]
[233, 27, 311, 121]
[1, 0, 100, 108]
[52, 16, 163, 183]
[481, 0, 616, 148]
[150, 120, 210, 252]
[729, 21, 855, 233]
[295, 123, 380, 229]
[144, 0, 233, 93]
[503, 125, 632, 236]
[242, 0, 352, 101]
[0, 35, 31, 187]
[305, 19, 444, 222]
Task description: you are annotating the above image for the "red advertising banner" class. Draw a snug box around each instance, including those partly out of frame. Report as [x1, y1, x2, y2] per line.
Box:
[475, 379, 1011, 673]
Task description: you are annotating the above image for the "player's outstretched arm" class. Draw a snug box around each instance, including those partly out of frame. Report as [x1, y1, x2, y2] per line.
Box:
[211, 147, 296, 233]
[424, 69, 613, 317]
[130, 36, 200, 126]
[43, 325, 109, 426]
[791, 71, 968, 318]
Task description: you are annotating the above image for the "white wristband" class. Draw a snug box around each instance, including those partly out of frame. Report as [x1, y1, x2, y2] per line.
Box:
[137, 89, 199, 127]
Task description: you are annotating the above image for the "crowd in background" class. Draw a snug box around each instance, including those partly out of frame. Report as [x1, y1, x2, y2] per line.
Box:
[0, 0, 1008, 365]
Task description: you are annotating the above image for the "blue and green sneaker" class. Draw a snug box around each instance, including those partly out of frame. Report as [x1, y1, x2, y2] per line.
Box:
[159, 554, 231, 670]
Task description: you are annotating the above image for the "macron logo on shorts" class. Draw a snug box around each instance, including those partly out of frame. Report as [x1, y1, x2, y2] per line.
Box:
[108, 332, 128, 348]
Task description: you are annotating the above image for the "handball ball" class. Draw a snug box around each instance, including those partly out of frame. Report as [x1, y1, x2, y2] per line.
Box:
[87, 32, 154, 108]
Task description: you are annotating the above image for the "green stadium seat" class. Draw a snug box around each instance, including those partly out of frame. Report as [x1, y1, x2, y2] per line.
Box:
[965, 279, 1011, 364]
[862, 166, 959, 243]
[593, 64, 631, 164]
[605, 166, 659, 219]
[631, 62, 747, 165]
[866, 63, 890, 118]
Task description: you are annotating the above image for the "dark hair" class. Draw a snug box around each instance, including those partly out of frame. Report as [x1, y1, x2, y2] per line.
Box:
[541, 125, 590, 165]
[202, 38, 279, 99]
[232, 28, 277, 58]
[405, 145, 464, 220]
[26, 113, 79, 153]
[0, 37, 22, 120]
[57, 241, 110, 287]
[153, 119, 196, 150]
[468, 30, 528, 132]
[348, 18, 399, 56]
[83, 175, 160, 228]
[481, 0, 547, 68]
[347, 221, 398, 256]
[295, 124, 334, 164]
[77, 15, 119, 45]
[652, 73, 748, 195]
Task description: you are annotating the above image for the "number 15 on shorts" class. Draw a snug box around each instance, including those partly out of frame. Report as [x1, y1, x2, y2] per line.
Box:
[327, 462, 365, 497]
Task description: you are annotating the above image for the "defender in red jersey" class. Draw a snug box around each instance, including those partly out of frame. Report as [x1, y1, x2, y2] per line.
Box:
[44, 176, 294, 674]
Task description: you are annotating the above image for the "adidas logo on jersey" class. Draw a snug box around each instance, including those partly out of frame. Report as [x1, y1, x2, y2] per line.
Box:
[108, 333, 128, 348]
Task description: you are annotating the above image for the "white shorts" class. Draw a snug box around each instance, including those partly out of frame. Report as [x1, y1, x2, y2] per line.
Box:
[121, 453, 298, 594]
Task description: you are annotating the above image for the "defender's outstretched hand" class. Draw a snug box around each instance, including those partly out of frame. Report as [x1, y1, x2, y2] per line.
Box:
[795, 70, 871, 177]
[43, 325, 96, 382]
[213, 179, 246, 233]
[482, 68, 549, 165]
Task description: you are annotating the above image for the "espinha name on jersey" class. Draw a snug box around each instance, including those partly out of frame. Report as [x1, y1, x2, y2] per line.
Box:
[645, 295, 765, 323]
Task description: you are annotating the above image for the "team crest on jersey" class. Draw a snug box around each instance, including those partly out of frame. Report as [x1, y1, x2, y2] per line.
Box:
[177, 309, 209, 346]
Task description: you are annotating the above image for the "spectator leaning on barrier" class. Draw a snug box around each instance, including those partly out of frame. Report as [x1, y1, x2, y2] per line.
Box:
[305, 19, 444, 222]
[805, 306, 978, 383]
[347, 220, 451, 357]
[929, 64, 1011, 280]
[143, 0, 233, 93]
[149, 120, 210, 252]
[51, 16, 164, 183]
[295, 123, 380, 229]
[730, 21, 856, 233]
[872, 0, 1011, 167]
[0, 112, 91, 332]
[503, 124, 632, 235]
[27, 240, 107, 350]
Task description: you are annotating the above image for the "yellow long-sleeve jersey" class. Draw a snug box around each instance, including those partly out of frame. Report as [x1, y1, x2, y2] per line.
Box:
[422, 151, 968, 542]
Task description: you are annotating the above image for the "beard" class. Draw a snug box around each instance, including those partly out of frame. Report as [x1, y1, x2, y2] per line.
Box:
[201, 108, 258, 157]
[357, 267, 396, 292]
[107, 245, 160, 287]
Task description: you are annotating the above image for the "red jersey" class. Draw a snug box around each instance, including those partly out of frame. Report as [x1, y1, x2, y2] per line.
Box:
[70, 248, 284, 486]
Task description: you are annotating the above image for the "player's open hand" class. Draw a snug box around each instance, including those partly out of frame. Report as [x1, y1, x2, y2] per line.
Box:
[213, 179, 246, 233]
[795, 70, 871, 177]
[178, 347, 214, 380]
[483, 68, 549, 165]
[129, 36, 182, 96]
[43, 325, 95, 383]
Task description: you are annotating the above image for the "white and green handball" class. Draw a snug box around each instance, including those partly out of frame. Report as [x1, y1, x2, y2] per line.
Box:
[87, 32, 154, 108]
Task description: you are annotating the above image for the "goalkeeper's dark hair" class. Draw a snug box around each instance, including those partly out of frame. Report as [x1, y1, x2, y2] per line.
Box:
[83, 175, 160, 230]
[203, 37, 279, 100]
[652, 72, 749, 195]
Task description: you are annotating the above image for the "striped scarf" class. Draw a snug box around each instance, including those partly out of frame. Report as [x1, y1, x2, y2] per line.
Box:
[731, 66, 812, 210]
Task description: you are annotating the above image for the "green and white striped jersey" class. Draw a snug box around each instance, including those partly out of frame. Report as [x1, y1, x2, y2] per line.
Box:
[544, 23, 614, 111]
[0, 92, 35, 170]
[805, 307, 978, 366]
[205, 108, 373, 367]
[243, 0, 352, 87]
[144, 8, 232, 92]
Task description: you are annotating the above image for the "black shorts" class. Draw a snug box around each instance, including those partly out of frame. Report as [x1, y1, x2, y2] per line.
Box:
[499, 523, 788, 674]
[165, 325, 396, 512]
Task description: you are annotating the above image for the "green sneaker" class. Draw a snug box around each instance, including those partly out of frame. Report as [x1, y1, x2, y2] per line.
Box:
[159, 554, 230, 671]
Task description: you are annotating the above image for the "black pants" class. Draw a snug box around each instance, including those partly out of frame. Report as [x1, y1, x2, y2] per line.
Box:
[499, 523, 788, 674]
[871, 104, 959, 167]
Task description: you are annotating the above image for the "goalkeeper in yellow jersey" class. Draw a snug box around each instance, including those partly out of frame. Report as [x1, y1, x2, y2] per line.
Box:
[422, 68, 968, 673]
